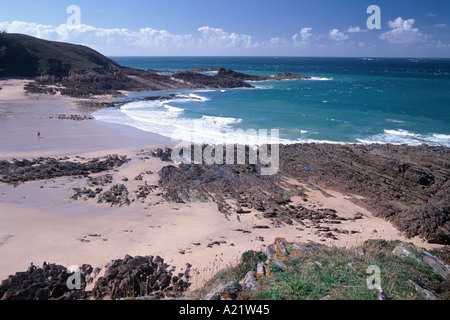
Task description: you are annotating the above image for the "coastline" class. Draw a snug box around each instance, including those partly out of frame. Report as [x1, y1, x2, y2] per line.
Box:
[0, 79, 174, 159]
[0, 79, 448, 295]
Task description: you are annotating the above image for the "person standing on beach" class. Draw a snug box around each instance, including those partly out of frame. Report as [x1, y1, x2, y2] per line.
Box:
[28, 262, 36, 273]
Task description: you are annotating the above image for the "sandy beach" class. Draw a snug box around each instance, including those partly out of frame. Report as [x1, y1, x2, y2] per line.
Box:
[0, 79, 443, 291]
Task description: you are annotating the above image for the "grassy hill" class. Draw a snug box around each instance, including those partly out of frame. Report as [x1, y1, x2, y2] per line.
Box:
[0, 33, 121, 77]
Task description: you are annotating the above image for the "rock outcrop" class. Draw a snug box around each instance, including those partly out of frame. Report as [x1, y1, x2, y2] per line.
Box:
[392, 242, 450, 280]
[171, 70, 254, 89]
[0, 155, 129, 184]
[0, 255, 191, 300]
[272, 72, 311, 80]
[277, 143, 450, 244]
[152, 142, 450, 244]
[92, 255, 191, 300]
[0, 263, 93, 300]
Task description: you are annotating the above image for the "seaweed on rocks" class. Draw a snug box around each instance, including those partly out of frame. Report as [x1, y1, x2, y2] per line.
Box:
[0, 263, 93, 300]
[0, 155, 129, 184]
[97, 184, 130, 207]
[154, 143, 450, 244]
[0, 255, 191, 300]
[92, 255, 191, 300]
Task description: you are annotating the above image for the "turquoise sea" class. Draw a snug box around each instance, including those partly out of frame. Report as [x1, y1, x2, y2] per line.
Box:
[93, 57, 450, 147]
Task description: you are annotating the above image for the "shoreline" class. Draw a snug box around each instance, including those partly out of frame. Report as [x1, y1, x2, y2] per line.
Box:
[0, 79, 175, 159]
[0, 79, 448, 295]
[88, 83, 450, 149]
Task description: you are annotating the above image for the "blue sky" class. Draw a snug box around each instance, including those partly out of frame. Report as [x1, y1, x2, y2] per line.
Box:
[1, 0, 449, 57]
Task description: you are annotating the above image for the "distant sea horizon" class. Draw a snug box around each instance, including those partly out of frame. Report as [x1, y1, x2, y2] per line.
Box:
[93, 56, 450, 147]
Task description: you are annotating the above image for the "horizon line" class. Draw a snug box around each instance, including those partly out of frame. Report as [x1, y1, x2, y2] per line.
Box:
[108, 55, 450, 59]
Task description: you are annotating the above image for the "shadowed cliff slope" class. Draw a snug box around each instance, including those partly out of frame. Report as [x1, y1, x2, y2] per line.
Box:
[0, 33, 121, 77]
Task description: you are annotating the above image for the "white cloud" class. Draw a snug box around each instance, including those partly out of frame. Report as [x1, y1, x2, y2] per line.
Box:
[426, 13, 437, 18]
[347, 26, 367, 33]
[292, 27, 312, 45]
[380, 17, 429, 44]
[198, 26, 255, 49]
[0, 20, 194, 54]
[0, 21, 258, 54]
[329, 29, 348, 41]
[270, 37, 281, 44]
[300, 27, 312, 42]
[435, 24, 447, 28]
[436, 41, 450, 48]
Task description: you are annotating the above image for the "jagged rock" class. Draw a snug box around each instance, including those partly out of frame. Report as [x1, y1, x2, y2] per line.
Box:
[272, 72, 311, 80]
[353, 213, 363, 220]
[422, 251, 450, 280]
[0, 155, 129, 184]
[46, 114, 94, 121]
[239, 272, 258, 291]
[150, 148, 173, 162]
[278, 144, 450, 244]
[0, 264, 92, 300]
[71, 187, 103, 200]
[256, 263, 266, 277]
[204, 281, 243, 300]
[377, 286, 388, 300]
[88, 174, 113, 186]
[407, 280, 439, 300]
[97, 184, 130, 207]
[92, 255, 190, 300]
[392, 242, 450, 280]
[392, 242, 423, 263]
[172, 70, 254, 89]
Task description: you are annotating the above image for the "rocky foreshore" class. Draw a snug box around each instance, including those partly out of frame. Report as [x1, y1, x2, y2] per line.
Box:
[151, 143, 450, 245]
[1, 143, 448, 245]
[0, 254, 191, 300]
[277, 143, 450, 245]
[2, 239, 448, 300]
[23, 66, 311, 99]
[0, 155, 129, 185]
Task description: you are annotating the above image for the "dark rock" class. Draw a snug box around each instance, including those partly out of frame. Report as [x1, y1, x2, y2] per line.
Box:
[97, 184, 130, 207]
[0, 264, 92, 300]
[277, 143, 450, 244]
[204, 281, 243, 300]
[92, 255, 190, 300]
[46, 114, 94, 121]
[88, 174, 113, 186]
[0, 155, 129, 184]
[272, 72, 311, 80]
[172, 70, 254, 89]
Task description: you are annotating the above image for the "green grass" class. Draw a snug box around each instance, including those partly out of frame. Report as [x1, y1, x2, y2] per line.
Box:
[191, 192, 210, 203]
[280, 192, 296, 198]
[193, 240, 449, 300]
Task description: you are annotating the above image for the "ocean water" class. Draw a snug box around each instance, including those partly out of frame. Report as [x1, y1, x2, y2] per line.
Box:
[93, 57, 450, 147]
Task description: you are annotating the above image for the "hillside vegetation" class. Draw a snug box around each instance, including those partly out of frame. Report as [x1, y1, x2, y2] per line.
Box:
[0, 33, 120, 77]
[192, 239, 450, 300]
